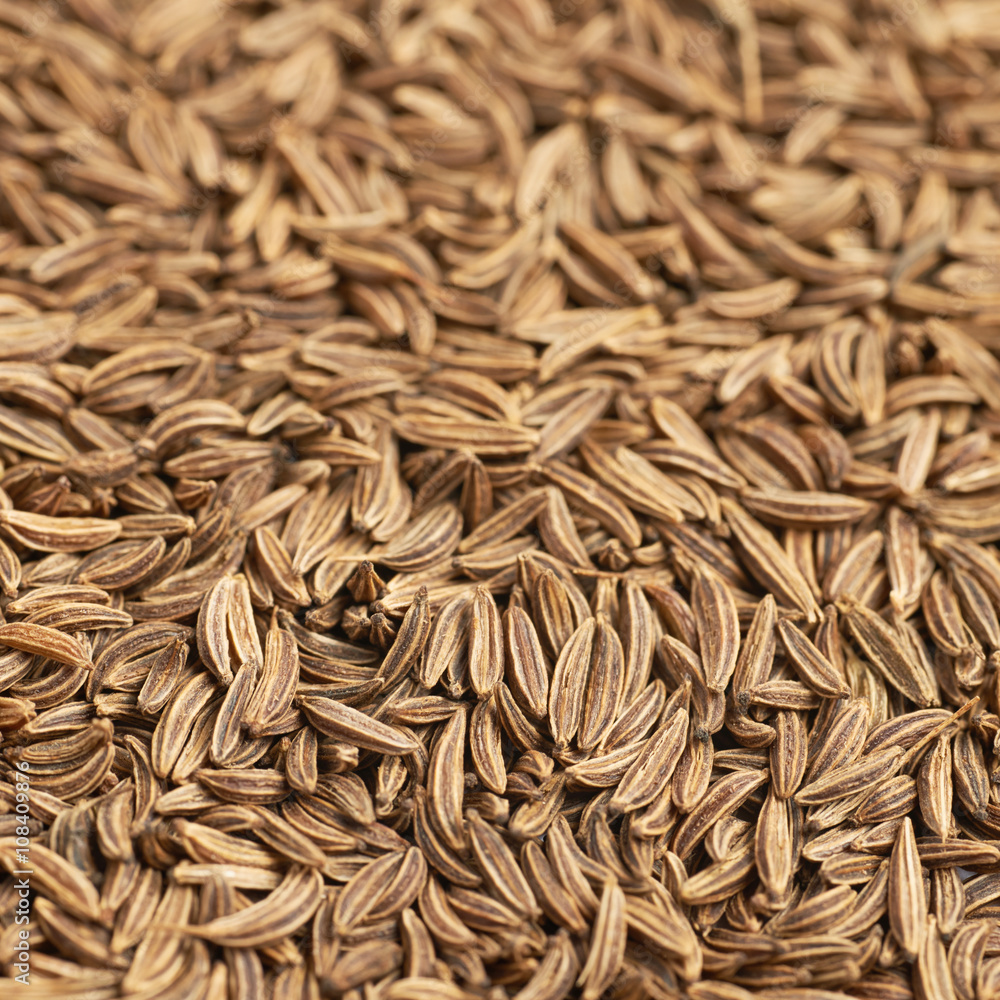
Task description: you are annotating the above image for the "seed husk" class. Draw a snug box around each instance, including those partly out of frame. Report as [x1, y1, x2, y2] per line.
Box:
[1, 5, 999, 997]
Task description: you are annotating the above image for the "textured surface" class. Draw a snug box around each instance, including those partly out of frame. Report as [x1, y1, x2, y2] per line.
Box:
[2, 0, 1000, 998]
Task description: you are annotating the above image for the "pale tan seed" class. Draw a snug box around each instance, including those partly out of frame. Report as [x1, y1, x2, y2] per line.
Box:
[297, 697, 415, 755]
[187, 866, 323, 947]
[951, 730, 990, 821]
[673, 769, 769, 861]
[578, 612, 625, 751]
[929, 866, 965, 940]
[721, 498, 820, 620]
[418, 591, 470, 691]
[377, 586, 431, 688]
[470, 694, 506, 795]
[741, 488, 872, 529]
[691, 564, 739, 695]
[577, 877, 627, 1000]
[842, 600, 938, 708]
[0, 621, 92, 667]
[796, 747, 905, 807]
[547, 617, 596, 751]
[195, 577, 235, 688]
[672, 726, 715, 814]
[458, 487, 548, 555]
[776, 618, 850, 699]
[503, 604, 549, 720]
[541, 460, 643, 548]
[885, 506, 923, 616]
[536, 485, 592, 570]
[531, 568, 577, 659]
[917, 735, 953, 840]
[770, 710, 808, 799]
[513, 930, 579, 1000]
[897, 408, 942, 496]
[806, 698, 871, 786]
[889, 816, 927, 961]
[948, 919, 990, 1000]
[824, 530, 884, 603]
[210, 662, 257, 766]
[468, 584, 504, 699]
[601, 679, 667, 755]
[607, 708, 688, 816]
[466, 810, 538, 918]
[0, 837, 106, 924]
[243, 623, 299, 738]
[427, 704, 467, 853]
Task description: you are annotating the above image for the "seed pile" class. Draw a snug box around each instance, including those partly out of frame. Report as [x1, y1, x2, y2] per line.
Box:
[3, 0, 1000, 998]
